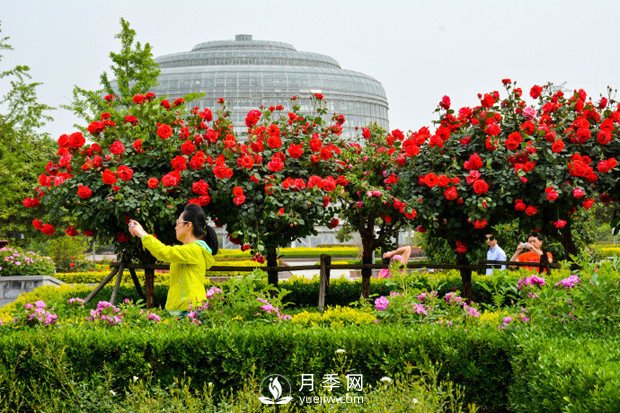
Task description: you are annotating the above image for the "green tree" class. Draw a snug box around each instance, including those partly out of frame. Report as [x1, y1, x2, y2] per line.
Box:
[62, 18, 160, 127]
[0, 21, 54, 242]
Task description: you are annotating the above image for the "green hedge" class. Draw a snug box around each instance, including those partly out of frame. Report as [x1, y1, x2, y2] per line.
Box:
[0, 322, 512, 411]
[509, 334, 620, 412]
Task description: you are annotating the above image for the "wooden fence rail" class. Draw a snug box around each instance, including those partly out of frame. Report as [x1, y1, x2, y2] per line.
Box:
[85, 257, 559, 309]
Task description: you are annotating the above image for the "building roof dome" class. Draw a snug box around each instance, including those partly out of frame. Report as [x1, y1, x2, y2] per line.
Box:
[152, 34, 389, 137]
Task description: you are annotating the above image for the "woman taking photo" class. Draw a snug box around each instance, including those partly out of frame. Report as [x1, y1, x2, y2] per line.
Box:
[128, 203, 218, 315]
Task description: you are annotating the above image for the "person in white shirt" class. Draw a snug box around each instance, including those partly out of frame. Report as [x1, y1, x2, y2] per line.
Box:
[485, 233, 507, 275]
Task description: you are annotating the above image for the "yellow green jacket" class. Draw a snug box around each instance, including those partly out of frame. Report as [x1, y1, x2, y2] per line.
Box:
[141, 235, 215, 312]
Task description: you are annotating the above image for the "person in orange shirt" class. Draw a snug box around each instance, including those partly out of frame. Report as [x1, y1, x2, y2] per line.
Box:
[510, 232, 553, 273]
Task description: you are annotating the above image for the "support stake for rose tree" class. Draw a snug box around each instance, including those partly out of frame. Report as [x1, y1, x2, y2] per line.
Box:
[83, 265, 121, 305]
[318, 254, 331, 310]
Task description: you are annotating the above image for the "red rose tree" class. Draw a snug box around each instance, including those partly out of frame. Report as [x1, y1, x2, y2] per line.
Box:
[400, 82, 619, 299]
[339, 124, 418, 297]
[23, 92, 213, 304]
[180, 95, 346, 286]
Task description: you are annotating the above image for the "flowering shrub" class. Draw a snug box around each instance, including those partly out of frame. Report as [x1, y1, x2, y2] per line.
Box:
[555, 274, 581, 289]
[396, 81, 619, 299]
[22, 91, 213, 260]
[373, 289, 481, 325]
[179, 95, 346, 284]
[88, 301, 122, 326]
[12, 300, 58, 326]
[339, 124, 418, 296]
[0, 246, 55, 276]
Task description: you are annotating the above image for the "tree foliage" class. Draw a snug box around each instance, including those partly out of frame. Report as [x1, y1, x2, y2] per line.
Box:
[0, 21, 54, 241]
[62, 18, 160, 128]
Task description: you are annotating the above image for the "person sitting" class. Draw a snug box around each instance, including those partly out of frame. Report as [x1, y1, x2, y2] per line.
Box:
[510, 232, 553, 273]
[379, 246, 412, 278]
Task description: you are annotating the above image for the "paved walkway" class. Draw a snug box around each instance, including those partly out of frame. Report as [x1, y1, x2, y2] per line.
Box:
[278, 260, 361, 280]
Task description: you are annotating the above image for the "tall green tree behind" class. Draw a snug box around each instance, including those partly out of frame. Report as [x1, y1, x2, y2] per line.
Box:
[0, 22, 55, 242]
[63, 18, 160, 126]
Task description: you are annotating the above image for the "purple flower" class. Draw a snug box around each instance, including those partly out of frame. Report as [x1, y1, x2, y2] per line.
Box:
[374, 296, 389, 311]
[260, 303, 276, 313]
[555, 275, 581, 289]
[68, 297, 85, 306]
[502, 316, 513, 327]
[147, 313, 161, 323]
[24, 303, 34, 310]
[35, 300, 46, 309]
[206, 286, 222, 299]
[444, 292, 463, 305]
[413, 303, 427, 315]
[518, 275, 546, 290]
[464, 304, 480, 317]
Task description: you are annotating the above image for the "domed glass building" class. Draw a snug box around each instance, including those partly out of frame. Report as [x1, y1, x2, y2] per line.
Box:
[151, 34, 389, 138]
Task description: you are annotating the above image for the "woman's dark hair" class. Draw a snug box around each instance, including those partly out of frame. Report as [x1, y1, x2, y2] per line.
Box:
[528, 232, 549, 274]
[182, 204, 219, 255]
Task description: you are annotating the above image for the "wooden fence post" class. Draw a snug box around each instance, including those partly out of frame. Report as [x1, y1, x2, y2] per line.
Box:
[318, 254, 331, 310]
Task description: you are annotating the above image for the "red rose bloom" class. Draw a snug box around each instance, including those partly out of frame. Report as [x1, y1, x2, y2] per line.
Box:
[472, 179, 489, 195]
[545, 187, 559, 202]
[213, 164, 233, 179]
[529, 85, 543, 99]
[160, 100, 171, 110]
[132, 94, 145, 104]
[473, 219, 488, 229]
[171, 155, 187, 171]
[41, 223, 56, 236]
[232, 186, 244, 198]
[65, 226, 79, 237]
[180, 140, 195, 155]
[233, 195, 246, 206]
[102, 169, 117, 185]
[583, 198, 595, 209]
[514, 199, 526, 211]
[157, 124, 173, 139]
[189, 151, 206, 170]
[117, 165, 134, 181]
[68, 132, 85, 148]
[439, 95, 451, 110]
[147, 178, 159, 189]
[287, 143, 304, 158]
[266, 156, 284, 172]
[32, 218, 43, 230]
[83, 229, 94, 237]
[463, 153, 483, 170]
[237, 154, 254, 169]
[161, 171, 181, 187]
[551, 140, 565, 153]
[525, 205, 538, 216]
[124, 115, 138, 125]
[192, 179, 210, 195]
[553, 220, 567, 229]
[173, 97, 184, 106]
[455, 241, 468, 254]
[109, 140, 125, 155]
[245, 109, 261, 127]
[484, 123, 501, 136]
[443, 187, 458, 201]
[77, 184, 93, 199]
[22, 197, 40, 208]
[572, 188, 585, 199]
[132, 139, 143, 153]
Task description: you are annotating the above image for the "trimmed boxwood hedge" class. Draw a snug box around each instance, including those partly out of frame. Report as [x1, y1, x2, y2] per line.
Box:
[0, 322, 514, 411]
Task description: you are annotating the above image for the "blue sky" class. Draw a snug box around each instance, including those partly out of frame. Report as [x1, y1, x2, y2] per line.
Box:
[2, 0, 619, 138]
